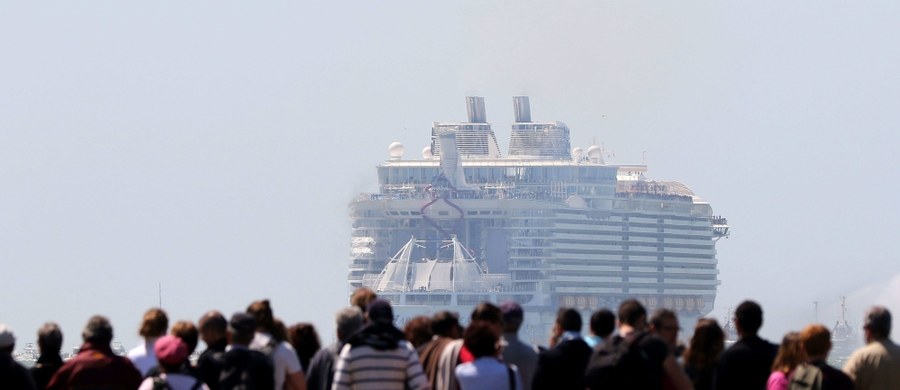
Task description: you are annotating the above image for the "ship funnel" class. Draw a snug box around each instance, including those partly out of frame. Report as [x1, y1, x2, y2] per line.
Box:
[513, 96, 532, 123]
[466, 96, 487, 123]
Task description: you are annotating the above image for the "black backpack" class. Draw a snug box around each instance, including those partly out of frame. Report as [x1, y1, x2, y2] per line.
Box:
[583, 331, 656, 390]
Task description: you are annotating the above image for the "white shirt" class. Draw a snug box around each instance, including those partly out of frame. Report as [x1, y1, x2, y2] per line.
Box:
[127, 338, 158, 377]
[456, 357, 522, 390]
[250, 332, 302, 390]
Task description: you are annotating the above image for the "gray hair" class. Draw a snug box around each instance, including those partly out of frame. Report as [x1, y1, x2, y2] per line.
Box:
[336, 306, 364, 342]
[864, 306, 892, 339]
[82, 315, 113, 344]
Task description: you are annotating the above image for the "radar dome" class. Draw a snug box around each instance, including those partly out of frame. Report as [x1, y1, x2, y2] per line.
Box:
[586, 145, 604, 164]
[422, 146, 433, 159]
[572, 147, 584, 162]
[388, 142, 404, 159]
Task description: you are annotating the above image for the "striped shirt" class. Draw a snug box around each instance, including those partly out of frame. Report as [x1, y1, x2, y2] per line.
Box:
[333, 340, 430, 390]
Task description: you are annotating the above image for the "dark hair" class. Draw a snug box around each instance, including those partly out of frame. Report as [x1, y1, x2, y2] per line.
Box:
[649, 309, 677, 330]
[139, 308, 168, 338]
[471, 302, 503, 326]
[734, 301, 763, 335]
[431, 311, 462, 338]
[198, 311, 227, 335]
[37, 322, 63, 354]
[288, 323, 322, 371]
[590, 309, 615, 338]
[404, 316, 434, 349]
[229, 313, 256, 345]
[683, 318, 725, 375]
[83, 315, 114, 344]
[247, 299, 277, 336]
[463, 321, 500, 358]
[864, 306, 891, 339]
[171, 320, 199, 354]
[556, 308, 582, 332]
[618, 299, 647, 327]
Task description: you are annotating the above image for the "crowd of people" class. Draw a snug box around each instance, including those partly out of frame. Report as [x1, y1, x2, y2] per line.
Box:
[1, 288, 898, 390]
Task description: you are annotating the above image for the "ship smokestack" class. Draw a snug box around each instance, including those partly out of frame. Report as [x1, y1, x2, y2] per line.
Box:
[466, 96, 487, 123]
[513, 96, 531, 123]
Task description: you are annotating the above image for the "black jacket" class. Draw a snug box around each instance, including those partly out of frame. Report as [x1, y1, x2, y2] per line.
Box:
[713, 335, 778, 390]
[532, 338, 592, 390]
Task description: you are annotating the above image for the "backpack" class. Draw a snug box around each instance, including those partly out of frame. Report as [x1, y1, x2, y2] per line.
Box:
[150, 374, 203, 390]
[583, 331, 655, 390]
[788, 364, 823, 390]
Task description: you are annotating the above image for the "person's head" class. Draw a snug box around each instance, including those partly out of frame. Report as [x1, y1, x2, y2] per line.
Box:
[863, 306, 891, 341]
[288, 323, 321, 367]
[555, 308, 582, 336]
[198, 311, 227, 345]
[734, 300, 763, 336]
[471, 302, 503, 327]
[154, 335, 189, 372]
[618, 299, 648, 330]
[272, 318, 288, 342]
[589, 309, 616, 339]
[463, 321, 501, 359]
[170, 320, 199, 354]
[228, 312, 257, 346]
[799, 324, 831, 361]
[649, 309, 680, 347]
[139, 308, 168, 339]
[404, 316, 433, 349]
[37, 322, 63, 356]
[366, 299, 394, 325]
[683, 318, 725, 372]
[0, 324, 15, 354]
[500, 301, 524, 334]
[350, 287, 378, 313]
[246, 299, 276, 335]
[335, 307, 364, 342]
[772, 332, 806, 374]
[431, 311, 462, 339]
[83, 315, 114, 345]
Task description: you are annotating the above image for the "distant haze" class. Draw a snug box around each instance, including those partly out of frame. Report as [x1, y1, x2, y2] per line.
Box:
[1, 1, 898, 350]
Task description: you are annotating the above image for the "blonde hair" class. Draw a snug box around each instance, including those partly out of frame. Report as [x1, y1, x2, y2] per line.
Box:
[772, 332, 806, 373]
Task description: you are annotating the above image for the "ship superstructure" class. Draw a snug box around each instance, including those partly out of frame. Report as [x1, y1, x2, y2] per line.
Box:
[350, 96, 728, 342]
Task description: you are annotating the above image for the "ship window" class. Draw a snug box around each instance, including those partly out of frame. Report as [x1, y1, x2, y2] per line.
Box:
[492, 211, 503, 215]
[438, 211, 449, 216]
[480, 211, 490, 215]
[399, 211, 409, 215]
[467, 211, 477, 215]
[411, 211, 421, 215]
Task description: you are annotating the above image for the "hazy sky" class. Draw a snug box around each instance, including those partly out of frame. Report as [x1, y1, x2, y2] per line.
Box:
[2, 2, 899, 350]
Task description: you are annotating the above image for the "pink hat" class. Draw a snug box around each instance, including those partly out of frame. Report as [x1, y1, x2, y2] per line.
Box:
[154, 335, 188, 366]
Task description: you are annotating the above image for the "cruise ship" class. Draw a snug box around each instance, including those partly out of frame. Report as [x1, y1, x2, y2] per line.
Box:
[349, 96, 729, 343]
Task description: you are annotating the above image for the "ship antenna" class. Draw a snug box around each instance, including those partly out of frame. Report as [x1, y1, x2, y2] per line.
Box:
[840, 296, 848, 324]
[813, 301, 819, 322]
[158, 282, 163, 309]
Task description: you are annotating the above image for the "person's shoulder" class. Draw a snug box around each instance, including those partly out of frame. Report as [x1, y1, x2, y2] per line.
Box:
[127, 344, 145, 357]
[820, 363, 853, 382]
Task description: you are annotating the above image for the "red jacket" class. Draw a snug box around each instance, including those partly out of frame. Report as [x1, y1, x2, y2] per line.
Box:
[47, 341, 142, 390]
